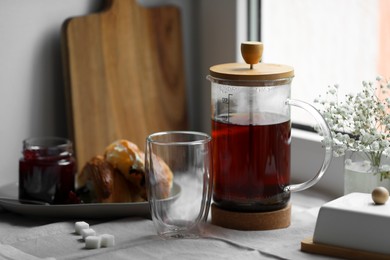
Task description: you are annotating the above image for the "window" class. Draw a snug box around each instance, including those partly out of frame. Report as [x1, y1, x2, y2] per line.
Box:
[241, 0, 390, 196]
[261, 0, 390, 127]
[198, 0, 390, 196]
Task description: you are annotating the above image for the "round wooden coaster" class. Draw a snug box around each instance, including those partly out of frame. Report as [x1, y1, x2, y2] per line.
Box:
[211, 203, 291, 231]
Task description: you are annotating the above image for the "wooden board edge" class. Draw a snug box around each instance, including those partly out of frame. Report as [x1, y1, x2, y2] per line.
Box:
[59, 0, 113, 159]
[301, 237, 390, 260]
[60, 18, 76, 144]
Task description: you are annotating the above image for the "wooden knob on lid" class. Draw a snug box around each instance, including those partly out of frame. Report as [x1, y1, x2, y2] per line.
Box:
[241, 41, 263, 69]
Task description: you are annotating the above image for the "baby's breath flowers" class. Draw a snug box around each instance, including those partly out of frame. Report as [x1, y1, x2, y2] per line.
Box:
[314, 76, 390, 180]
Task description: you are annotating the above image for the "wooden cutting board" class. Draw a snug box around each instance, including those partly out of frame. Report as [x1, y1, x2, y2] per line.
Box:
[61, 0, 187, 171]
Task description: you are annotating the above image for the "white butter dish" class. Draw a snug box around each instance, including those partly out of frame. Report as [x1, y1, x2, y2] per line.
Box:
[302, 192, 390, 259]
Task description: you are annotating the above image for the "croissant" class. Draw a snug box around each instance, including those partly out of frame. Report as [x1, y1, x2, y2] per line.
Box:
[104, 140, 146, 191]
[77, 140, 173, 203]
[77, 155, 146, 203]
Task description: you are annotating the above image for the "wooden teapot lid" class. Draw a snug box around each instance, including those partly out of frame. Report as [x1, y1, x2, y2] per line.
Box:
[209, 41, 294, 81]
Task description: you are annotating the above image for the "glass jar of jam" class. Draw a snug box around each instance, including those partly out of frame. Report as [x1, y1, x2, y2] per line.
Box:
[19, 137, 77, 204]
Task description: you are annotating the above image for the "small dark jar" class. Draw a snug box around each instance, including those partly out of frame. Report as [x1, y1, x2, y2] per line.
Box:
[19, 137, 76, 204]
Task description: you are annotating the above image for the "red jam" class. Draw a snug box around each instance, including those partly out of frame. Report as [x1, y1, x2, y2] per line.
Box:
[19, 137, 77, 204]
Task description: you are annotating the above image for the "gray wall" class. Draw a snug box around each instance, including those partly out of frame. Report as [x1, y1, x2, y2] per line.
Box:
[0, 0, 238, 186]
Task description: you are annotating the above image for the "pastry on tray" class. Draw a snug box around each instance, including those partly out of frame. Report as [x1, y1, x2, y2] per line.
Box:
[76, 140, 173, 203]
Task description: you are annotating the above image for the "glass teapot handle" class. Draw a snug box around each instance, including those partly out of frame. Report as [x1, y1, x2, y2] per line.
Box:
[284, 99, 333, 193]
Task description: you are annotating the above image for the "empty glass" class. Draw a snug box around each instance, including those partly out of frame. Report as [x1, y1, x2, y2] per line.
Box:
[145, 131, 213, 239]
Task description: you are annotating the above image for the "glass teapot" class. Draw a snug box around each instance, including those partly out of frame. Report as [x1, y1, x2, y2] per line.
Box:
[207, 42, 332, 212]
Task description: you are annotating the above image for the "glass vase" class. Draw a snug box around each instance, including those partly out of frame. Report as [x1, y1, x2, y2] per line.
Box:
[344, 150, 390, 194]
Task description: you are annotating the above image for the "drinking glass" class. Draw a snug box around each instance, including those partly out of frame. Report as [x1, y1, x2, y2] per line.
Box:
[145, 131, 213, 239]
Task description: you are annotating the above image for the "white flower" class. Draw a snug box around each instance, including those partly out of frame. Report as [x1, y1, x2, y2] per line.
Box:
[381, 140, 389, 148]
[321, 136, 333, 146]
[383, 147, 390, 156]
[371, 141, 380, 151]
[314, 76, 390, 179]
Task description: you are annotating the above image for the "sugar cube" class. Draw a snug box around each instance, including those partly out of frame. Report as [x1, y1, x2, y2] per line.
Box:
[81, 228, 96, 239]
[85, 236, 101, 249]
[75, 221, 89, 234]
[100, 234, 115, 247]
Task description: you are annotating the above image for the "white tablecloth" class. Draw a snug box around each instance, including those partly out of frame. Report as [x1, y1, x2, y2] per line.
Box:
[0, 190, 340, 260]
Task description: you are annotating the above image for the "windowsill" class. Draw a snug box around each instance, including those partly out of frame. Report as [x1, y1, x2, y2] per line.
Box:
[292, 127, 322, 143]
[291, 128, 344, 198]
